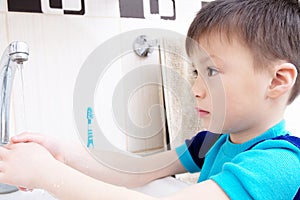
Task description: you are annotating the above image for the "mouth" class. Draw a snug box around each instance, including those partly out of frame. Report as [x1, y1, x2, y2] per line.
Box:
[195, 107, 210, 118]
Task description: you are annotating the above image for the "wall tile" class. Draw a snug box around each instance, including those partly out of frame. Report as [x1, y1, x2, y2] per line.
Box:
[157, 0, 176, 20]
[136, 0, 202, 22]
[60, 0, 120, 18]
[120, 0, 144, 18]
[0, 13, 10, 138]
[7, 13, 120, 144]
[120, 17, 190, 37]
[86, 0, 120, 17]
[0, 1, 7, 12]
[6, 0, 119, 17]
[0, 13, 8, 52]
[175, 0, 201, 22]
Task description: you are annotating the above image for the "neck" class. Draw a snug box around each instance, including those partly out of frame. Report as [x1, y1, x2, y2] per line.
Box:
[229, 115, 284, 144]
[229, 95, 289, 144]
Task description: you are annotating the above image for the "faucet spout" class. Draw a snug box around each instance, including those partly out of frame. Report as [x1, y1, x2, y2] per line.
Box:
[0, 41, 29, 144]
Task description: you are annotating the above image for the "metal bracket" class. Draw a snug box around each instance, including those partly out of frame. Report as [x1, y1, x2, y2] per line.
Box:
[133, 35, 158, 57]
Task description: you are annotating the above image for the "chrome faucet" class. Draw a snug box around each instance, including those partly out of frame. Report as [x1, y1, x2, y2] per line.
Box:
[0, 41, 29, 194]
[0, 41, 29, 144]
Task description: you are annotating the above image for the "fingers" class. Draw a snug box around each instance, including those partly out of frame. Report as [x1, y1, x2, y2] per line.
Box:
[0, 161, 6, 184]
[11, 132, 43, 144]
[0, 160, 4, 172]
[0, 146, 9, 159]
[0, 149, 8, 177]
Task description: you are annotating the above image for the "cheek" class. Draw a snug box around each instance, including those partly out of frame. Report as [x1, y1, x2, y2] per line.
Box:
[223, 82, 253, 120]
[223, 79, 266, 122]
[221, 98, 252, 133]
[225, 74, 264, 104]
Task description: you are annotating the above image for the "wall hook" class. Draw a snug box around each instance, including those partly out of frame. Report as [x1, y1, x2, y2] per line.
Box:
[133, 35, 158, 57]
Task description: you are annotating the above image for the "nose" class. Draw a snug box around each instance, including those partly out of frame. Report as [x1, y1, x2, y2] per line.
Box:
[192, 77, 206, 99]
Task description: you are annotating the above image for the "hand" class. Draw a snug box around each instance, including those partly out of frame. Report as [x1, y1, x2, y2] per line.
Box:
[0, 142, 60, 189]
[11, 132, 67, 164]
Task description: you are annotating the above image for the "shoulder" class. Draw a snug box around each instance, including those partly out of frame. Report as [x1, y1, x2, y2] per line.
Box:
[237, 138, 300, 168]
[249, 135, 300, 156]
[211, 138, 300, 199]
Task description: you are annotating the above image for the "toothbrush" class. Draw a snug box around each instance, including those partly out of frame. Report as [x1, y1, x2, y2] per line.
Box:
[87, 107, 94, 148]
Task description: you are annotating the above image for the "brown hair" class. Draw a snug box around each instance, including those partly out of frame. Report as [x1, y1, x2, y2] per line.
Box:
[186, 0, 300, 104]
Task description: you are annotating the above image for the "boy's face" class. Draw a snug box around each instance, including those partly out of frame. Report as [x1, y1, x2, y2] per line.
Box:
[191, 34, 272, 136]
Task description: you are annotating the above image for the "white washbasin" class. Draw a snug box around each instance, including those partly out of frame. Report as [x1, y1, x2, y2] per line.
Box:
[0, 189, 56, 200]
[0, 177, 189, 199]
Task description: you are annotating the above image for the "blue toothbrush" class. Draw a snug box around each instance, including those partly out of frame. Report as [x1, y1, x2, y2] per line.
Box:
[87, 107, 94, 148]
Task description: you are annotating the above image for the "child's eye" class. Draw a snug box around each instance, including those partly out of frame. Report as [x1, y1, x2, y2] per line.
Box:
[207, 67, 219, 77]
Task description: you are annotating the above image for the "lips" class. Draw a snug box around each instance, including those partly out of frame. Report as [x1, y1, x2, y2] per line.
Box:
[195, 107, 210, 118]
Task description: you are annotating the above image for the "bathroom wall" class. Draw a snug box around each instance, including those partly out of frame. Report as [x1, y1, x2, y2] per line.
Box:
[1, 0, 299, 158]
[0, 0, 207, 156]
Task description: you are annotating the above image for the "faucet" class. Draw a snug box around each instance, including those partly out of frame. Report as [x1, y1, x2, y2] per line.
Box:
[0, 41, 29, 144]
[0, 41, 29, 194]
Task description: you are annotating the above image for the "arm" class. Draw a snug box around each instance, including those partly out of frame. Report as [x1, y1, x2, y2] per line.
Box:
[0, 141, 229, 200]
[11, 133, 187, 188]
[44, 162, 228, 200]
[64, 143, 187, 188]
[41, 159, 158, 200]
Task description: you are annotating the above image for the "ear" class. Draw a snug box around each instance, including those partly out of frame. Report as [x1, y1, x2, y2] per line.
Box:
[267, 63, 298, 99]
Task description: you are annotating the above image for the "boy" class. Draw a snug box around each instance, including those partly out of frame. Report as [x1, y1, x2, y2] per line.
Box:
[0, 0, 299, 199]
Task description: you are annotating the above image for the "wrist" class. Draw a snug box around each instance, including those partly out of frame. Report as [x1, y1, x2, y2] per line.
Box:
[39, 160, 98, 200]
[63, 142, 87, 167]
[55, 142, 79, 165]
[39, 159, 66, 190]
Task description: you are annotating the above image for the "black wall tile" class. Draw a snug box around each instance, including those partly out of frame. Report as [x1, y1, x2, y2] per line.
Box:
[7, 0, 42, 13]
[119, 0, 144, 18]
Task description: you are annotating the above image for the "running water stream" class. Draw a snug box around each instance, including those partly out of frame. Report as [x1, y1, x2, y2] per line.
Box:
[13, 63, 27, 133]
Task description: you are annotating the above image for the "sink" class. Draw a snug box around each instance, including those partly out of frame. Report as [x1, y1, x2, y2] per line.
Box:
[134, 177, 189, 197]
[0, 177, 189, 199]
[0, 189, 56, 200]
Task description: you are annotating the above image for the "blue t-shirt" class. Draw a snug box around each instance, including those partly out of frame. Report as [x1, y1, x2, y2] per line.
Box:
[175, 121, 300, 199]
